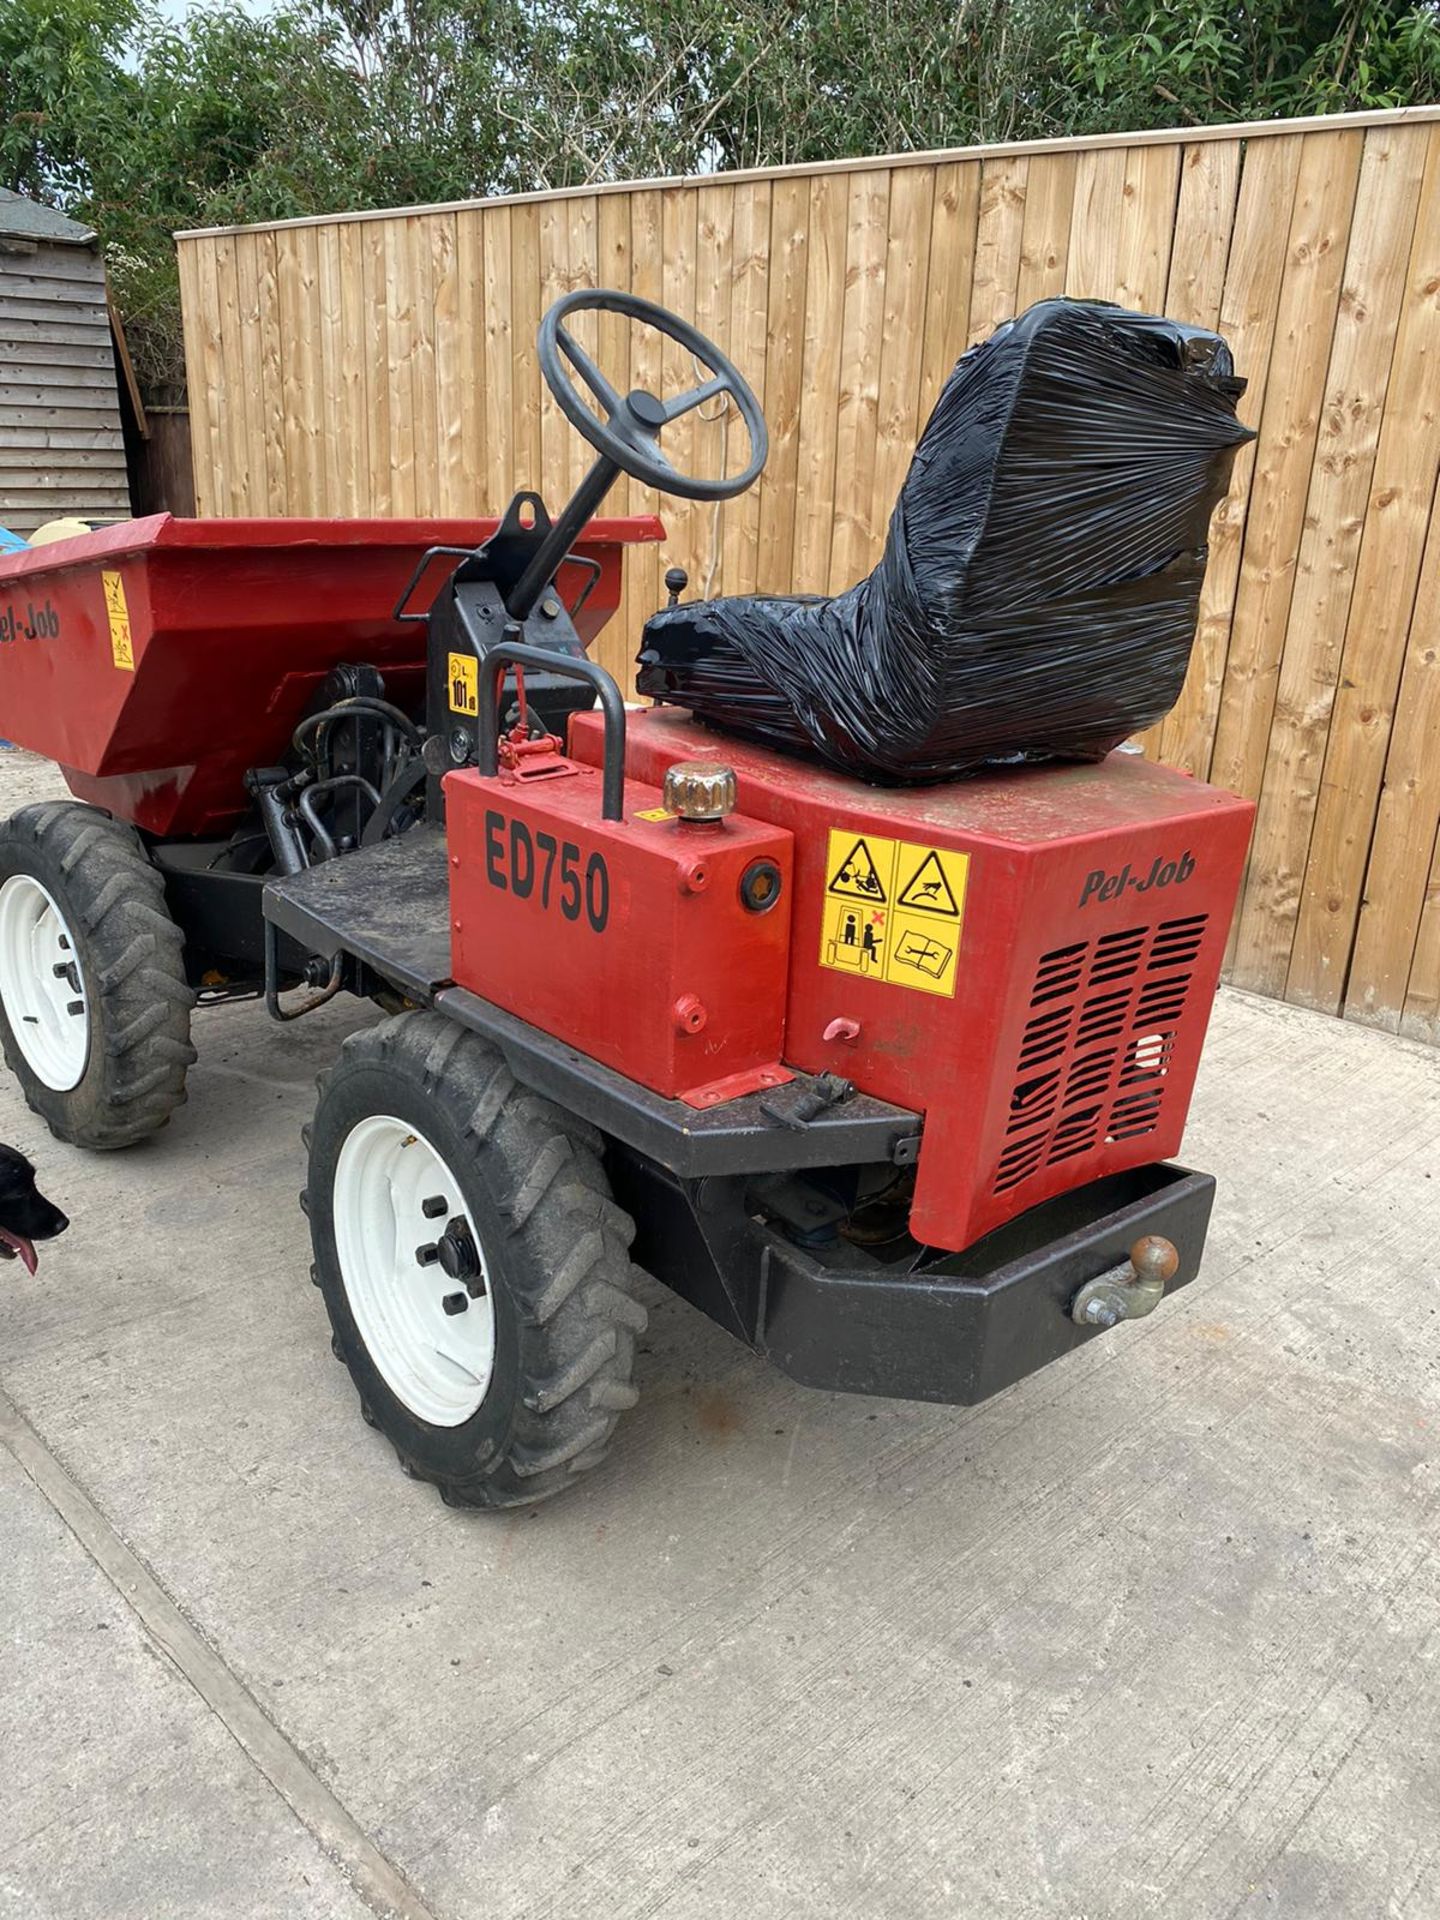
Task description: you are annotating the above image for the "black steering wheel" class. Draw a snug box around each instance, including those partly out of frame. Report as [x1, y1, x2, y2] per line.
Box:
[537, 288, 768, 503]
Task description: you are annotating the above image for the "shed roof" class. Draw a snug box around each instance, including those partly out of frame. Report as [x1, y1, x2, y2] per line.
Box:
[0, 189, 95, 246]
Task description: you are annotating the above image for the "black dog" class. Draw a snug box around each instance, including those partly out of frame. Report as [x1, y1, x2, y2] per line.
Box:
[0, 1145, 68, 1275]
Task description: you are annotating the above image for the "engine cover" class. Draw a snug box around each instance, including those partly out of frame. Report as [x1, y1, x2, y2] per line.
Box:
[570, 709, 1256, 1254]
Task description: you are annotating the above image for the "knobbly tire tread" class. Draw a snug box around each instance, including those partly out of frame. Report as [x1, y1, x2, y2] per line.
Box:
[0, 803, 196, 1148]
[305, 1010, 646, 1510]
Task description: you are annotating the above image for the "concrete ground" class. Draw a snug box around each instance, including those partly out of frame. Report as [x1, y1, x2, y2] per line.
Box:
[1, 742, 1437, 1920]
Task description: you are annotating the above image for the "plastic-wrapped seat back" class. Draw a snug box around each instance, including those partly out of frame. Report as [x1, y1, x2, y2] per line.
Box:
[637, 298, 1254, 783]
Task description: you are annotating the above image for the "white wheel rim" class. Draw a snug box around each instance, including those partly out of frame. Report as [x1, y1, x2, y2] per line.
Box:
[332, 1114, 496, 1426]
[0, 874, 89, 1091]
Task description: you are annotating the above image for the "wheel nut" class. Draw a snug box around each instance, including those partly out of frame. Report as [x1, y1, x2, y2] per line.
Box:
[441, 1291, 469, 1316]
[421, 1195, 449, 1219]
[415, 1242, 440, 1266]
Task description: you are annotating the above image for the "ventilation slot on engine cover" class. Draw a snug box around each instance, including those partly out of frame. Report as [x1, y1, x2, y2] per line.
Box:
[993, 913, 1210, 1197]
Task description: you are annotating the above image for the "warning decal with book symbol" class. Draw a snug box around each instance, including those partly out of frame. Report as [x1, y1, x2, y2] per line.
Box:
[819, 828, 969, 998]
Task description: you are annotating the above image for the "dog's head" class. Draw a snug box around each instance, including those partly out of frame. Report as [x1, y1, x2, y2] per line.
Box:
[0, 1145, 68, 1274]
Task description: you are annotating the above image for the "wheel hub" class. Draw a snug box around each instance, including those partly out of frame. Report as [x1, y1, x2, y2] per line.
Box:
[436, 1218, 484, 1290]
[332, 1116, 496, 1426]
[0, 874, 89, 1091]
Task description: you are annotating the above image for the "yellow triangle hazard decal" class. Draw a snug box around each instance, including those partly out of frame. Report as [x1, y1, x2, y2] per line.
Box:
[896, 850, 961, 916]
[827, 837, 888, 903]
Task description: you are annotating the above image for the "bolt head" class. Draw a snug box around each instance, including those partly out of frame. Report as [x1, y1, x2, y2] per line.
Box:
[441, 1291, 469, 1317]
[1085, 1298, 1121, 1328]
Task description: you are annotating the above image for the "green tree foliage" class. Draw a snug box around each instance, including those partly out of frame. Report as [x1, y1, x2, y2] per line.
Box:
[2, 0, 1438, 395]
[1063, 0, 1440, 128]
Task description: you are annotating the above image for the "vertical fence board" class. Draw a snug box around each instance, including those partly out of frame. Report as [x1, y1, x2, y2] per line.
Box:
[430, 213, 467, 516]
[792, 171, 847, 593]
[1234, 123, 1428, 997]
[1136, 140, 1240, 758]
[1158, 136, 1291, 776]
[625, 188, 665, 649]
[755, 177, 810, 594]
[335, 222, 369, 516]
[1290, 124, 1440, 1014]
[210, 234, 245, 515]
[968, 156, 1028, 343]
[359, 221, 391, 517]
[1348, 484, 1440, 1029]
[871, 167, 935, 555]
[1209, 130, 1365, 959]
[1015, 152, 1077, 309]
[722, 181, 772, 600]
[829, 170, 891, 590]
[381, 220, 415, 516]
[917, 161, 980, 423]
[658, 187, 698, 606]
[176, 236, 213, 514]
[682, 185, 732, 601]
[175, 109, 1440, 1043]
[315, 225, 344, 515]
[1066, 145, 1127, 297]
[480, 207, 514, 519]
[1115, 144, 1182, 311]
[509, 203, 543, 502]
[232, 232, 270, 517]
[593, 192, 634, 691]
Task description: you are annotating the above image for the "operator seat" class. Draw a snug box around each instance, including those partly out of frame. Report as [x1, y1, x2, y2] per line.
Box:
[636, 298, 1254, 784]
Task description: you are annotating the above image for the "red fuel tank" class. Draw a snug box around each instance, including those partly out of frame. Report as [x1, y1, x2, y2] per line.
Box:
[445, 759, 794, 1106]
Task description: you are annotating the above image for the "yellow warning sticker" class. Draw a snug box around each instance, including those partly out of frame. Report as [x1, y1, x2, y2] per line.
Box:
[819, 828, 968, 998]
[634, 806, 676, 823]
[101, 571, 133, 671]
[447, 651, 478, 716]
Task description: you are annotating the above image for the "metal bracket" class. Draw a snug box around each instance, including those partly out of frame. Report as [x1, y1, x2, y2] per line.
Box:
[1070, 1234, 1180, 1329]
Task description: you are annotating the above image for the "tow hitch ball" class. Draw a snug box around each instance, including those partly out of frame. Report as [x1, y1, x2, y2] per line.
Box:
[1070, 1235, 1180, 1330]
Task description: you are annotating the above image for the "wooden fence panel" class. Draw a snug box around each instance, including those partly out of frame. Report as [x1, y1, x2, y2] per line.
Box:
[176, 107, 1440, 1039]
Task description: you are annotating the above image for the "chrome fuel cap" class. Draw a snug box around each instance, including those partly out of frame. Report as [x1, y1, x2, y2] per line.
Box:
[662, 761, 737, 823]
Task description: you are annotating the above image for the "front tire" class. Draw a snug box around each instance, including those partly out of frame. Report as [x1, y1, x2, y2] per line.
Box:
[0, 803, 196, 1148]
[305, 1012, 646, 1509]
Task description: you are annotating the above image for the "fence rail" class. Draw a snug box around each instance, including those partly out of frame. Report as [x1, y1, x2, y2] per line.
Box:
[176, 106, 1440, 1041]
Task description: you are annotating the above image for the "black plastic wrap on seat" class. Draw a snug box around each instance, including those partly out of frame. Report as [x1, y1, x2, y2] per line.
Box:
[636, 298, 1255, 783]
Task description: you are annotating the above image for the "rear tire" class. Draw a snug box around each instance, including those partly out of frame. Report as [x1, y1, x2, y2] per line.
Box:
[305, 1010, 646, 1509]
[0, 803, 196, 1148]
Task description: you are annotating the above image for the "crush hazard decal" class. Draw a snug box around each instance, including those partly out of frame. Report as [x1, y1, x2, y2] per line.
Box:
[819, 829, 969, 998]
[101, 571, 133, 671]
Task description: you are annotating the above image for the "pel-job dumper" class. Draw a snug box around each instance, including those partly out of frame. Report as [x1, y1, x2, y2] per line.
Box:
[0, 291, 1254, 1507]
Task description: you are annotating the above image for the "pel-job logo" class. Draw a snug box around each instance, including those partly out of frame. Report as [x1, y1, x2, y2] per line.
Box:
[0, 596, 60, 645]
[1078, 850, 1195, 908]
